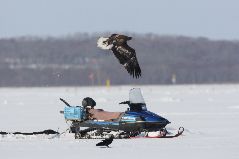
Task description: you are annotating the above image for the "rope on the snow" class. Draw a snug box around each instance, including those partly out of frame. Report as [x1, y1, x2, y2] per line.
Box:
[48, 128, 70, 139]
[0, 129, 59, 136]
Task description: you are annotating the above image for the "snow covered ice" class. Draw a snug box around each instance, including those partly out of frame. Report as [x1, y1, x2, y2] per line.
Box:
[0, 85, 239, 159]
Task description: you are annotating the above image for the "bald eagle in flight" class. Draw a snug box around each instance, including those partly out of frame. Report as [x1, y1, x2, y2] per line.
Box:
[97, 34, 141, 78]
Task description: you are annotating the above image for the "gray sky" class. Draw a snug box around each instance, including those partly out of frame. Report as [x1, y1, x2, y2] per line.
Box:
[0, 0, 239, 40]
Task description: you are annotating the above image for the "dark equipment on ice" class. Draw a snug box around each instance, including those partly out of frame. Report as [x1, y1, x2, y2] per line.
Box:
[60, 88, 184, 139]
[82, 97, 96, 108]
[96, 135, 114, 147]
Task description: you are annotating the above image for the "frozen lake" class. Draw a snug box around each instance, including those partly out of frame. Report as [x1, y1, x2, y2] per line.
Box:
[0, 85, 239, 159]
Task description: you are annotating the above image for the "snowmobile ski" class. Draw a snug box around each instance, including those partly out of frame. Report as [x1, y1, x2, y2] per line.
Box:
[130, 127, 184, 139]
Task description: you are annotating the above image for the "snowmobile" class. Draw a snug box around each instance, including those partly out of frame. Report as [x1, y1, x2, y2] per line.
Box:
[60, 88, 184, 139]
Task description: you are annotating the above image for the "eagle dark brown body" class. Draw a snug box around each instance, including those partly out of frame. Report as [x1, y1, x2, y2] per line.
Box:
[99, 34, 141, 78]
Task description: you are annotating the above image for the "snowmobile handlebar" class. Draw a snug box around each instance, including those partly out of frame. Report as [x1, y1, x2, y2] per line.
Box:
[119, 101, 130, 105]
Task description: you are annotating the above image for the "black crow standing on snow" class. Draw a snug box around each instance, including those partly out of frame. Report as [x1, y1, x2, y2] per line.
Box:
[96, 135, 114, 148]
[97, 34, 141, 78]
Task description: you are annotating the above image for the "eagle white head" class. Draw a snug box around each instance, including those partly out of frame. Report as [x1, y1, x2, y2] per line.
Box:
[97, 37, 113, 50]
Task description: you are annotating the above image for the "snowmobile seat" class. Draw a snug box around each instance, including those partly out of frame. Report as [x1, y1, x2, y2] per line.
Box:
[88, 109, 123, 121]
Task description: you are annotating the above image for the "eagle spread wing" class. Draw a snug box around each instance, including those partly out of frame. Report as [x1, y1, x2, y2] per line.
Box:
[97, 34, 141, 78]
[112, 44, 141, 78]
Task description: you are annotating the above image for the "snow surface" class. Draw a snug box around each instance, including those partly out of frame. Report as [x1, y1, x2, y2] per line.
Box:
[0, 85, 239, 159]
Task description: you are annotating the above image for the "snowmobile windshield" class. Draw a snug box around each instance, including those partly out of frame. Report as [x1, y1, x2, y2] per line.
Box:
[129, 88, 145, 104]
[129, 88, 147, 111]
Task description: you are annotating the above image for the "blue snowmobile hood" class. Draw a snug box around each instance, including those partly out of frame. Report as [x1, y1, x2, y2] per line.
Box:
[123, 110, 170, 125]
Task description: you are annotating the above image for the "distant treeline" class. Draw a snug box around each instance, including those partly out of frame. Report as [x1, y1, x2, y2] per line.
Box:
[1, 33, 239, 87]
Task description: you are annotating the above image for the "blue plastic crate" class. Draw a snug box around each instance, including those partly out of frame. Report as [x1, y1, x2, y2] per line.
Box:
[64, 106, 85, 121]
